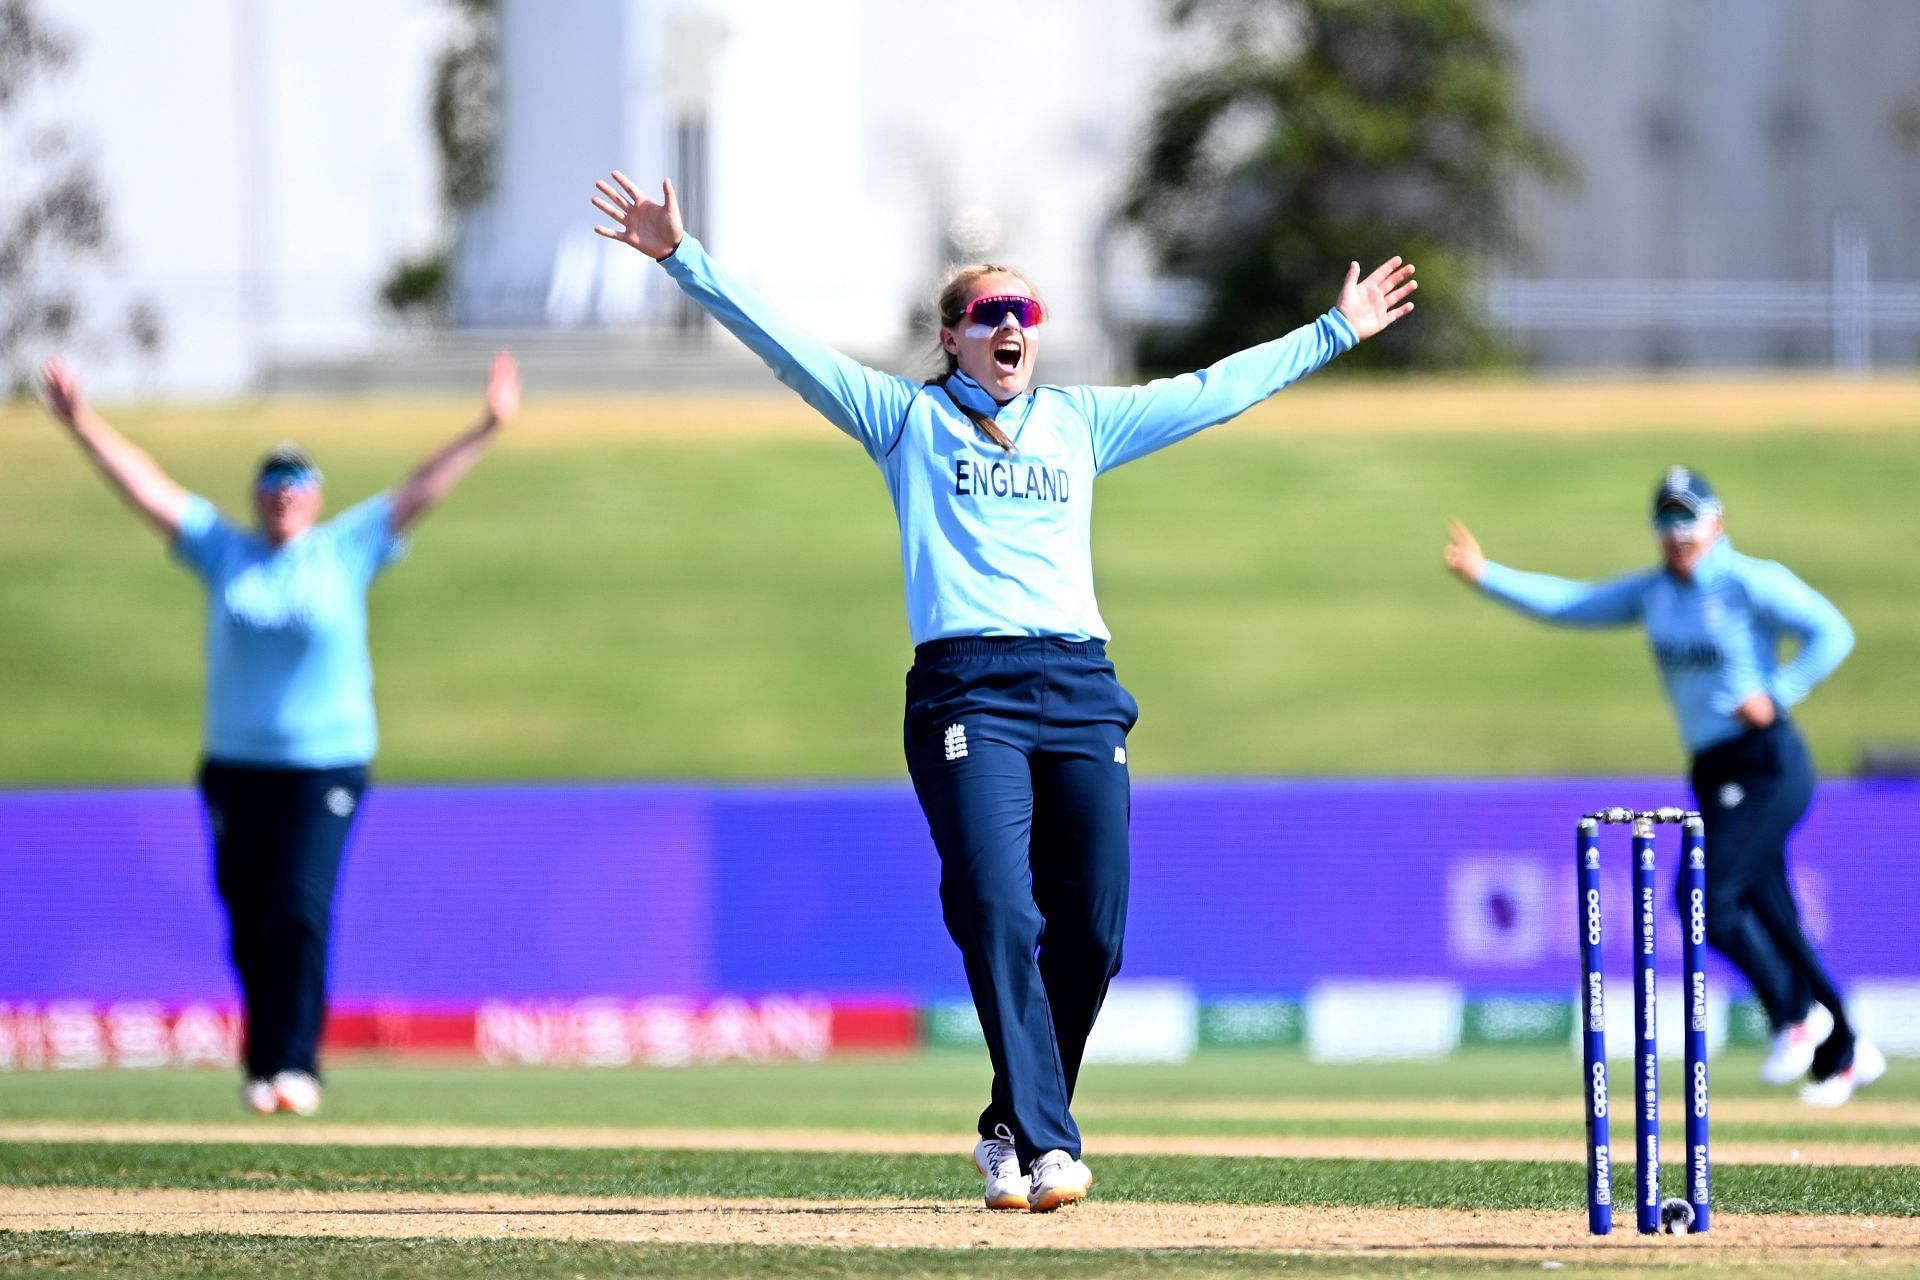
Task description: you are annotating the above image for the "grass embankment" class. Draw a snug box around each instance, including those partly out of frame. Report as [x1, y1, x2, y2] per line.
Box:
[2, 378, 1915, 782]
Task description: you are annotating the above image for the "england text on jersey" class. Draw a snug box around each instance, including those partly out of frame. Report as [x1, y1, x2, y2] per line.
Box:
[953, 457, 1071, 503]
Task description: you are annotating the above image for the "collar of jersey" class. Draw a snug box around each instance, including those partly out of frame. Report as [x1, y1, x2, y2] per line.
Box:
[250, 524, 316, 554]
[946, 369, 1022, 417]
[1686, 535, 1734, 585]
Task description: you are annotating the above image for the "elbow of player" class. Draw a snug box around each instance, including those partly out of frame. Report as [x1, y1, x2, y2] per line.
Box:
[1830, 619, 1857, 663]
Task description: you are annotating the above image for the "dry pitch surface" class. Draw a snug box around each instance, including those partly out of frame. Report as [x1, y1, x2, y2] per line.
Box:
[3, 1120, 1916, 1168]
[4, 1186, 1918, 1260]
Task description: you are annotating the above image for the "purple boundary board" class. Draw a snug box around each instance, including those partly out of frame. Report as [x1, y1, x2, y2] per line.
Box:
[3, 780, 1914, 1003]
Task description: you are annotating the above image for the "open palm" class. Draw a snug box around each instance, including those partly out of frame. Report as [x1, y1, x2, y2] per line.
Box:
[485, 350, 520, 425]
[1336, 257, 1418, 340]
[40, 358, 86, 426]
[1443, 519, 1485, 584]
[592, 172, 684, 261]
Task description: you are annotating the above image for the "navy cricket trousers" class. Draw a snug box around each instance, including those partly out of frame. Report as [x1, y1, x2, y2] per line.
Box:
[199, 759, 367, 1081]
[904, 637, 1138, 1166]
[1685, 718, 1850, 1038]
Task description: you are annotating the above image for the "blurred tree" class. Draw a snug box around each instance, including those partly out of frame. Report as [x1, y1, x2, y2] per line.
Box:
[379, 252, 450, 318]
[433, 0, 499, 212]
[381, 0, 498, 321]
[1124, 0, 1572, 370]
[1891, 95, 1920, 153]
[0, 0, 160, 392]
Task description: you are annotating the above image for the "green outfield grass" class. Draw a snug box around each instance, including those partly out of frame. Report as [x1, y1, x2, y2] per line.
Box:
[2, 381, 1917, 783]
[2, 1046, 1914, 1148]
[2, 1046, 1915, 1140]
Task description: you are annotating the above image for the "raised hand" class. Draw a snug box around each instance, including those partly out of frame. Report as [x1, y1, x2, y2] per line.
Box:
[38, 355, 190, 537]
[390, 352, 518, 534]
[484, 349, 520, 427]
[591, 172, 684, 261]
[1443, 519, 1485, 585]
[1336, 257, 1417, 341]
[40, 358, 87, 428]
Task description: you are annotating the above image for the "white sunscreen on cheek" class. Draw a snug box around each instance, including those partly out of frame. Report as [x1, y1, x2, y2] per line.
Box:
[963, 323, 997, 341]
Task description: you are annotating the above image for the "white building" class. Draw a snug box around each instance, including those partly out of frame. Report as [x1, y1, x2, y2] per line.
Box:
[459, 0, 1920, 377]
[454, 0, 1172, 382]
[11, 0, 1918, 398]
[1497, 0, 1920, 369]
[2, 0, 453, 397]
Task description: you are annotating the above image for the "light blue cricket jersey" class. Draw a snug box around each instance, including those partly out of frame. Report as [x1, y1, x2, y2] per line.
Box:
[1477, 537, 1853, 754]
[661, 235, 1356, 645]
[172, 493, 407, 768]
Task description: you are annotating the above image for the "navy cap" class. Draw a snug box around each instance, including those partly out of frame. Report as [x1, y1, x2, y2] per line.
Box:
[1652, 466, 1719, 523]
[256, 442, 322, 488]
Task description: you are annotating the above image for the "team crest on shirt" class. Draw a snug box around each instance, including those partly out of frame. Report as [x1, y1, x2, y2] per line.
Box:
[325, 787, 356, 818]
[1718, 783, 1744, 809]
[943, 724, 968, 762]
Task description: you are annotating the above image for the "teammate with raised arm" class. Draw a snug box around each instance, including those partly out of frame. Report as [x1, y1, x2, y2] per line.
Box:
[38, 352, 519, 1115]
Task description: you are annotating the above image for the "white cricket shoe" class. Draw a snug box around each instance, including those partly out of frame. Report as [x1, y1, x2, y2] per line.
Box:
[271, 1070, 323, 1116]
[241, 1079, 278, 1116]
[1801, 1039, 1887, 1108]
[1760, 1004, 1834, 1085]
[1026, 1149, 1093, 1213]
[972, 1136, 1029, 1211]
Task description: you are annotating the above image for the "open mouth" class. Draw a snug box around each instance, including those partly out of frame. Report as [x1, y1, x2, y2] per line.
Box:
[992, 342, 1023, 375]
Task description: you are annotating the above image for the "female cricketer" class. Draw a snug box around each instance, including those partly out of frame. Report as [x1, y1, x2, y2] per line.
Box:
[39, 352, 519, 1115]
[1446, 468, 1882, 1106]
[592, 172, 1415, 1208]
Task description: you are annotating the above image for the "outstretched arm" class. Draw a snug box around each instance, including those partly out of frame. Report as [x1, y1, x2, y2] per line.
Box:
[389, 351, 518, 534]
[40, 359, 191, 540]
[590, 172, 915, 460]
[1078, 257, 1417, 471]
[1445, 520, 1646, 627]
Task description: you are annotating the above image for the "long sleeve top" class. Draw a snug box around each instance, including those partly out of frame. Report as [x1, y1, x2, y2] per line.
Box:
[1477, 537, 1853, 753]
[660, 235, 1356, 645]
